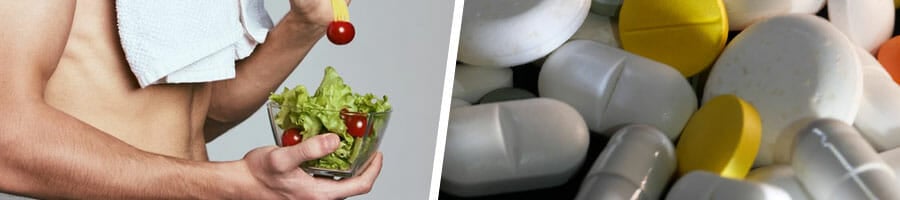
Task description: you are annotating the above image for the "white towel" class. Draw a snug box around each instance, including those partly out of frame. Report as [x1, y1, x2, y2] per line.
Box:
[116, 0, 274, 88]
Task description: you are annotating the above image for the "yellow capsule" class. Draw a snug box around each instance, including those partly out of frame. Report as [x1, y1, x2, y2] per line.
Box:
[676, 95, 761, 179]
[618, 0, 728, 77]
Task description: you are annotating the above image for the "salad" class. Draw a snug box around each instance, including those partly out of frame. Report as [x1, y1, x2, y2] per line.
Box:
[269, 66, 391, 171]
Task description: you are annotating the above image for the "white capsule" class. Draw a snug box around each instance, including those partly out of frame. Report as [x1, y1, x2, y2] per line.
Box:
[792, 119, 900, 200]
[457, 0, 590, 67]
[722, 0, 791, 30]
[704, 14, 863, 166]
[746, 165, 812, 200]
[441, 98, 590, 197]
[828, 0, 894, 53]
[666, 171, 791, 200]
[575, 125, 676, 200]
[789, 0, 825, 14]
[452, 64, 513, 103]
[854, 46, 900, 152]
[539, 40, 697, 140]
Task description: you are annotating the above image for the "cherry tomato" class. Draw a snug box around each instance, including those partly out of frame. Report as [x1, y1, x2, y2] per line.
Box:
[327, 21, 355, 45]
[341, 110, 368, 137]
[282, 128, 302, 146]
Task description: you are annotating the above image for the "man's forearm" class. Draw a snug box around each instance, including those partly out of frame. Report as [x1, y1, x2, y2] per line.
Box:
[206, 12, 327, 140]
[0, 102, 253, 199]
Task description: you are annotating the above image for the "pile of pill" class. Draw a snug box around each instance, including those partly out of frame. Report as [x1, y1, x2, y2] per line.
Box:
[442, 0, 900, 199]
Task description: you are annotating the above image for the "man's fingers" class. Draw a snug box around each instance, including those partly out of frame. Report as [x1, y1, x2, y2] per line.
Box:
[270, 133, 341, 172]
[321, 152, 384, 199]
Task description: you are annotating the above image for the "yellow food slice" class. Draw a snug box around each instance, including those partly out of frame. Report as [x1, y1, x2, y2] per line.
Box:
[618, 0, 728, 77]
[676, 94, 761, 179]
[332, 0, 350, 21]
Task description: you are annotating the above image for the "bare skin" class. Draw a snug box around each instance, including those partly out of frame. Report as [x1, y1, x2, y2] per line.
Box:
[0, 0, 381, 199]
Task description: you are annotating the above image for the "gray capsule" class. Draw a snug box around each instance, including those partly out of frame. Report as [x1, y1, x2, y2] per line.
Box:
[792, 119, 900, 200]
[575, 125, 675, 200]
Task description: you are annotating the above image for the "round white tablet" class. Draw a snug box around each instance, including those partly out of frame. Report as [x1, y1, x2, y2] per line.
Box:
[703, 14, 863, 166]
[828, 0, 895, 53]
[458, 0, 590, 67]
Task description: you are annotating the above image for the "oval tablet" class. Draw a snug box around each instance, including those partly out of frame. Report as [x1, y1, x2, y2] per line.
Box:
[457, 0, 590, 67]
[666, 171, 791, 200]
[677, 95, 761, 179]
[575, 125, 676, 200]
[854, 47, 900, 152]
[539, 40, 697, 139]
[452, 64, 513, 103]
[441, 98, 590, 197]
[828, 0, 895, 53]
[703, 14, 863, 166]
[877, 36, 900, 84]
[746, 165, 812, 200]
[722, 0, 791, 30]
[618, 0, 728, 77]
[792, 119, 900, 200]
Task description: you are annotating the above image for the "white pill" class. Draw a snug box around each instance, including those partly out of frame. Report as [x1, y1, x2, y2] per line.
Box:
[722, 0, 791, 30]
[441, 98, 590, 197]
[666, 171, 791, 200]
[458, 0, 590, 67]
[746, 165, 812, 200]
[571, 12, 620, 48]
[450, 98, 471, 108]
[575, 125, 675, 200]
[789, 0, 825, 14]
[539, 40, 697, 140]
[879, 147, 900, 185]
[452, 64, 513, 103]
[591, 0, 622, 16]
[828, 0, 894, 53]
[792, 119, 900, 200]
[855, 47, 900, 152]
[704, 14, 863, 166]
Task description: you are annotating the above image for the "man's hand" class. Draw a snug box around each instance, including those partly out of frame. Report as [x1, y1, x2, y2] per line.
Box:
[242, 134, 382, 199]
[287, 0, 352, 28]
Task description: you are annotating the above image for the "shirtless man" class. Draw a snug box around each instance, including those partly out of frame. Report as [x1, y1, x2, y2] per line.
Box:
[0, 0, 381, 199]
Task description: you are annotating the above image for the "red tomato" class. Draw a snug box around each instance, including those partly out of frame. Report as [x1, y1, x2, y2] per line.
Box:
[282, 128, 302, 146]
[341, 110, 368, 137]
[327, 21, 355, 45]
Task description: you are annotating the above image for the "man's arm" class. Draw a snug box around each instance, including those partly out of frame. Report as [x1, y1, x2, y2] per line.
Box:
[205, 1, 343, 141]
[0, 1, 379, 199]
[0, 2, 237, 199]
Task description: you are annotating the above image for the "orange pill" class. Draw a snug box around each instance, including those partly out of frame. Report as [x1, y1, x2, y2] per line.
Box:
[877, 36, 900, 84]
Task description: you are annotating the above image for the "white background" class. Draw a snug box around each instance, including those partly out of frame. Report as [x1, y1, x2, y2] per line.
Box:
[206, 0, 457, 199]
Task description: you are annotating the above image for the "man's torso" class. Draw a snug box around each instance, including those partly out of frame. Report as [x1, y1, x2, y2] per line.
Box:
[45, 0, 212, 160]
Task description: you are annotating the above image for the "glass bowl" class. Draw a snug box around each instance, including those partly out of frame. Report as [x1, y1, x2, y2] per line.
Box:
[266, 101, 391, 178]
